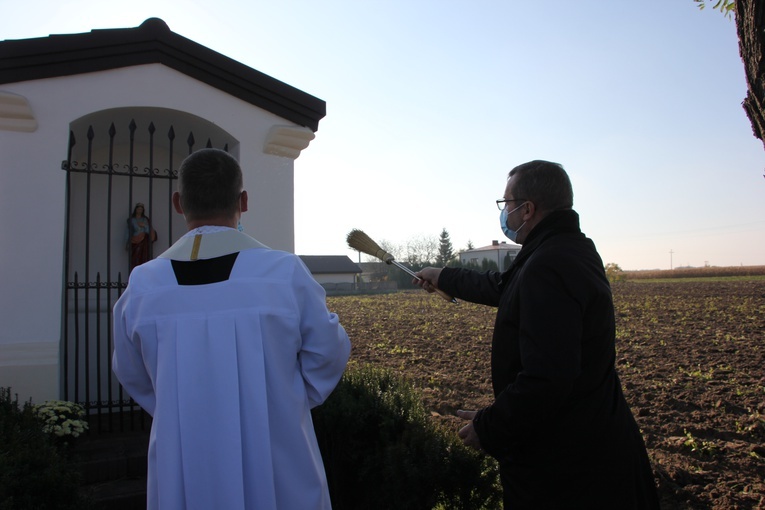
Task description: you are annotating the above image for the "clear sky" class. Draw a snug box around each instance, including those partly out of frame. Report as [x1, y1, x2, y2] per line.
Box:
[4, 0, 764, 270]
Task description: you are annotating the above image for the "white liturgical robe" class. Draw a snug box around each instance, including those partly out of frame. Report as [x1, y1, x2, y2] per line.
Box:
[113, 227, 351, 510]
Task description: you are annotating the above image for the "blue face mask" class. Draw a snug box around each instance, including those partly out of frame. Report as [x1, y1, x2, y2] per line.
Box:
[500, 202, 527, 243]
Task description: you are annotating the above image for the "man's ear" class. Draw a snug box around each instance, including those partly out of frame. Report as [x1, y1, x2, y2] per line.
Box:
[239, 190, 248, 213]
[172, 192, 183, 214]
[523, 201, 535, 220]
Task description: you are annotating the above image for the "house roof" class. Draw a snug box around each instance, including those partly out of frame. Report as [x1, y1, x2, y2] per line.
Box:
[463, 241, 521, 253]
[0, 18, 326, 131]
[299, 256, 362, 274]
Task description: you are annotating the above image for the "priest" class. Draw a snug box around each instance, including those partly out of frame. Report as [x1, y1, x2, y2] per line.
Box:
[113, 148, 351, 510]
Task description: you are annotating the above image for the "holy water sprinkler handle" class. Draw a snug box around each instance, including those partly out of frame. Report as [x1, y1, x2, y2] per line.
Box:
[388, 260, 457, 304]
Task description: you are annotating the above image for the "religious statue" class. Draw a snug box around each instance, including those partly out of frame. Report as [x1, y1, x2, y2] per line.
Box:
[126, 202, 157, 271]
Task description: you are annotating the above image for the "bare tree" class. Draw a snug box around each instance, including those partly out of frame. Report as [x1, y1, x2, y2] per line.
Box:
[404, 235, 438, 268]
[696, 0, 765, 177]
[735, 0, 765, 169]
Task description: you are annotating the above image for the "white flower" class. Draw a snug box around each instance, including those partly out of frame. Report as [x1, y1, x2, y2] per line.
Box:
[33, 400, 89, 439]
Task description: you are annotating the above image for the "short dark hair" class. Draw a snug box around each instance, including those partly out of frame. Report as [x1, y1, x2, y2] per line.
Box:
[508, 160, 573, 212]
[178, 149, 243, 221]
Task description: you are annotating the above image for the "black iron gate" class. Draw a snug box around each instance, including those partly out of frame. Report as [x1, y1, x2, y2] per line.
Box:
[62, 117, 228, 432]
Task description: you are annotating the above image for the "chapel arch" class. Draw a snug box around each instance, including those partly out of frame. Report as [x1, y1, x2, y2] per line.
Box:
[62, 106, 238, 408]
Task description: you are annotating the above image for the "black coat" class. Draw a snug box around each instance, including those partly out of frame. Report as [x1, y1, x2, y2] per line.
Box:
[439, 210, 659, 510]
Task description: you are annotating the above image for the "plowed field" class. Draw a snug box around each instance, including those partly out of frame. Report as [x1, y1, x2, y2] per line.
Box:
[327, 280, 765, 509]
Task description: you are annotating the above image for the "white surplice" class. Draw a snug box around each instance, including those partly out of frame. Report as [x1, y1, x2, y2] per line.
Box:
[113, 227, 351, 510]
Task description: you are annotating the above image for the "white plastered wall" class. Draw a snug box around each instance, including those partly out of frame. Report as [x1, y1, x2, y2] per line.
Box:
[0, 64, 314, 403]
[311, 273, 356, 285]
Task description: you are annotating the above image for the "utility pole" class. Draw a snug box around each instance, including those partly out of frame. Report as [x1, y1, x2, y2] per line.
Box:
[669, 249, 674, 270]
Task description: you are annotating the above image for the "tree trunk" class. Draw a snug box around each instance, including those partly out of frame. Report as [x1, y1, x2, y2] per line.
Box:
[736, 0, 765, 166]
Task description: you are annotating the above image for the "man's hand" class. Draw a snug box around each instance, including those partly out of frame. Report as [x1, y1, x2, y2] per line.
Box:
[413, 267, 443, 293]
[456, 409, 483, 451]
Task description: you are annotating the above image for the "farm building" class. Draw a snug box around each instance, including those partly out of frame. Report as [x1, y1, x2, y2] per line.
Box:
[0, 19, 325, 407]
[299, 255, 362, 285]
[460, 240, 521, 271]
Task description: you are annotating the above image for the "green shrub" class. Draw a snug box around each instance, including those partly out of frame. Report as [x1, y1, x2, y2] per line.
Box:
[0, 388, 90, 510]
[312, 365, 501, 510]
[605, 262, 625, 283]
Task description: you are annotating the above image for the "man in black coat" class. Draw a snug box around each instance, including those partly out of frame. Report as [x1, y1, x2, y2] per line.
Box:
[415, 160, 660, 509]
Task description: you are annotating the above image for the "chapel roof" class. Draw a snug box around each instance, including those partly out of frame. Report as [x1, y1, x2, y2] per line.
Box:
[0, 18, 326, 131]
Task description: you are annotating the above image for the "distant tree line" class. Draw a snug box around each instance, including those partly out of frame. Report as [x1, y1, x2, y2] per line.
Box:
[360, 228, 644, 290]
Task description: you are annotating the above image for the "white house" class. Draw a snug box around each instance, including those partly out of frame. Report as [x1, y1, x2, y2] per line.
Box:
[460, 240, 521, 271]
[0, 19, 325, 407]
[299, 256, 362, 285]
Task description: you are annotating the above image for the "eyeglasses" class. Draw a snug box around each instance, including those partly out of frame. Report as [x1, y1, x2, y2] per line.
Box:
[496, 198, 526, 211]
